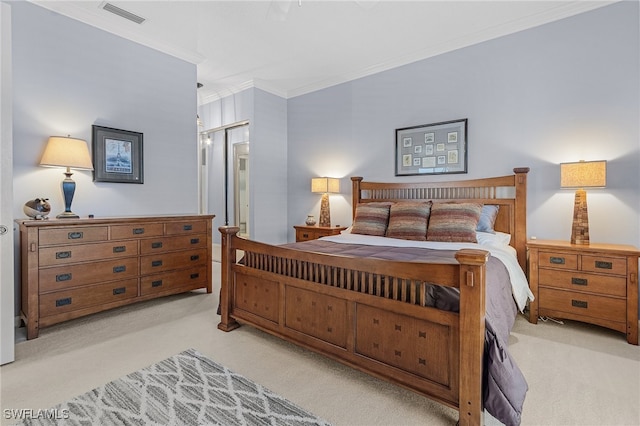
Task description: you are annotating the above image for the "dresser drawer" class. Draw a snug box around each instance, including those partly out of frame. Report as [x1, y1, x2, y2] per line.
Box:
[140, 265, 208, 296]
[296, 229, 323, 242]
[140, 248, 208, 275]
[140, 234, 207, 255]
[538, 251, 578, 270]
[110, 223, 164, 240]
[581, 255, 627, 275]
[39, 257, 139, 293]
[39, 240, 139, 266]
[165, 220, 207, 235]
[39, 278, 138, 317]
[39, 226, 108, 246]
[538, 269, 626, 297]
[539, 287, 626, 323]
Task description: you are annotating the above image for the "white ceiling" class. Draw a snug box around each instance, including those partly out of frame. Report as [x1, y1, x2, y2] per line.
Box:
[32, 0, 616, 104]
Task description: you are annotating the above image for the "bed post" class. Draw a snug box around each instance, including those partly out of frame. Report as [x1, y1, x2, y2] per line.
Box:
[455, 248, 489, 426]
[513, 167, 530, 272]
[351, 177, 363, 220]
[218, 226, 240, 332]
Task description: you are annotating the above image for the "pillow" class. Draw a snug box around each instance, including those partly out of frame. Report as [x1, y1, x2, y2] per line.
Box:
[386, 201, 432, 241]
[476, 231, 511, 247]
[426, 202, 483, 243]
[477, 205, 500, 234]
[351, 202, 391, 236]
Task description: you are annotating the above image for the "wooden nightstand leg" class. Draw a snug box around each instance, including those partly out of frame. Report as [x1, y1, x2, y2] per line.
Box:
[528, 248, 539, 324]
[627, 261, 638, 345]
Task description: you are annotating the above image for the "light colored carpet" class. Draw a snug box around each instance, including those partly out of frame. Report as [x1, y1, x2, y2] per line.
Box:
[1, 262, 639, 426]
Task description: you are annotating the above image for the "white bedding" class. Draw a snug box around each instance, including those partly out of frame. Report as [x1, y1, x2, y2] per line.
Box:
[320, 231, 534, 312]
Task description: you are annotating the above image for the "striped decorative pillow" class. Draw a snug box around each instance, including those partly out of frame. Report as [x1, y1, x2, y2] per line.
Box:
[426, 202, 483, 243]
[386, 201, 432, 241]
[351, 202, 392, 236]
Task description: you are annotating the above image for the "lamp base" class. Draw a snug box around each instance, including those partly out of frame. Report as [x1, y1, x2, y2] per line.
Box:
[319, 193, 331, 227]
[570, 188, 590, 245]
[56, 211, 79, 219]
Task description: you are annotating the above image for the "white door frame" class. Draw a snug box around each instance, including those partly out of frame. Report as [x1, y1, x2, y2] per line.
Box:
[0, 1, 15, 365]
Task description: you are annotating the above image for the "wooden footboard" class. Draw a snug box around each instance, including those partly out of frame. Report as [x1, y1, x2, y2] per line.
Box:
[218, 226, 489, 426]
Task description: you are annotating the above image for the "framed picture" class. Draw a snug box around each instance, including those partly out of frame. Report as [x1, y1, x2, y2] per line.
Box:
[92, 125, 144, 183]
[395, 118, 467, 176]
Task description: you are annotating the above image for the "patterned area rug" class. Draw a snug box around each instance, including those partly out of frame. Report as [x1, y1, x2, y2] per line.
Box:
[20, 349, 331, 425]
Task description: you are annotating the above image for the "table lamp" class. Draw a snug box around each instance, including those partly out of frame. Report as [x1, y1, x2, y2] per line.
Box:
[311, 177, 340, 227]
[40, 136, 94, 219]
[560, 160, 606, 245]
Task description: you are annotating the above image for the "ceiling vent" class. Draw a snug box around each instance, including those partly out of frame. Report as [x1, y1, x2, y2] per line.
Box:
[101, 2, 146, 24]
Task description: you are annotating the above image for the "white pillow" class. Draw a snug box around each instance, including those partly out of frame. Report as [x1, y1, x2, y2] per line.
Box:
[476, 231, 511, 246]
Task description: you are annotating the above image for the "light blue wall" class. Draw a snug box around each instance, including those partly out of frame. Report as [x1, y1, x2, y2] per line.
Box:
[287, 1, 639, 248]
[11, 1, 198, 220]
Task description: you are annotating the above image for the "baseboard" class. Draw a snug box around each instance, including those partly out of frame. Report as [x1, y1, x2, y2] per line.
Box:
[14, 316, 21, 328]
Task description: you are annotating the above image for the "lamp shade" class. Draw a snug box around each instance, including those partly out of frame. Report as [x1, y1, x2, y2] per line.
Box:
[40, 136, 94, 170]
[311, 177, 340, 194]
[560, 160, 606, 188]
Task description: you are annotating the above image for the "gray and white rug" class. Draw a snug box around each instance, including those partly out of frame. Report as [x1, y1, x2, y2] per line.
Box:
[20, 348, 331, 426]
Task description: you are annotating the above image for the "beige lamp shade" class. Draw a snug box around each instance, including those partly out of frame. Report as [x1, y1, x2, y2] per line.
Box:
[560, 160, 606, 188]
[311, 177, 340, 194]
[40, 136, 94, 170]
[560, 160, 606, 245]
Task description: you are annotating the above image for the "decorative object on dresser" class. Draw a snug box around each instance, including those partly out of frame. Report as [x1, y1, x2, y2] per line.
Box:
[305, 215, 316, 226]
[395, 118, 467, 176]
[294, 224, 347, 242]
[23, 198, 51, 220]
[560, 160, 607, 245]
[17, 215, 214, 339]
[311, 177, 340, 227]
[39, 136, 94, 219]
[219, 168, 531, 426]
[527, 239, 638, 345]
[92, 125, 144, 184]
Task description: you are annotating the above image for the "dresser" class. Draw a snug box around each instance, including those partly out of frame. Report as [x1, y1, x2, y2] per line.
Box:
[527, 239, 639, 345]
[18, 215, 214, 339]
[294, 225, 348, 242]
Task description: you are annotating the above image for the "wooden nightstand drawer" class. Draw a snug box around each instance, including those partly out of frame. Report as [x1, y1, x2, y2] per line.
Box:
[39, 226, 108, 246]
[539, 287, 626, 323]
[581, 255, 626, 275]
[39, 240, 139, 266]
[294, 225, 347, 242]
[539, 269, 626, 297]
[539, 251, 578, 270]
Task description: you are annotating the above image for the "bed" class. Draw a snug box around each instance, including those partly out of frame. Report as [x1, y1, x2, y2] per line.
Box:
[218, 168, 531, 426]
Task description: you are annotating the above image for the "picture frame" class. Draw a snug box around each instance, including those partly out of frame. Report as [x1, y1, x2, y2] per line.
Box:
[92, 125, 144, 183]
[395, 118, 467, 176]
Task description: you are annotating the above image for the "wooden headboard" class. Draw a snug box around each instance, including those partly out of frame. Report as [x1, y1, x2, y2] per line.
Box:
[351, 167, 530, 271]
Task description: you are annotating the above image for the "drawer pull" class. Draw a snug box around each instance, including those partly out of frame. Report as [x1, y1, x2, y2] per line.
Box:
[55, 251, 71, 259]
[152, 280, 163, 288]
[595, 261, 613, 270]
[113, 265, 126, 273]
[133, 228, 145, 235]
[55, 297, 72, 307]
[56, 273, 72, 282]
[571, 277, 588, 286]
[183, 224, 193, 231]
[113, 246, 126, 253]
[303, 233, 309, 238]
[550, 256, 565, 265]
[190, 273, 199, 279]
[190, 255, 200, 261]
[151, 242, 163, 249]
[190, 238, 200, 244]
[572, 300, 588, 309]
[68, 232, 83, 240]
[113, 287, 126, 295]
[151, 260, 163, 267]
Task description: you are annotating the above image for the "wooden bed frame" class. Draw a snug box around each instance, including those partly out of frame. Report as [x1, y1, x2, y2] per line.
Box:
[218, 167, 529, 426]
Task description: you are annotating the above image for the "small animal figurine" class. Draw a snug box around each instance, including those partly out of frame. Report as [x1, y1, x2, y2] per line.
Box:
[24, 198, 51, 220]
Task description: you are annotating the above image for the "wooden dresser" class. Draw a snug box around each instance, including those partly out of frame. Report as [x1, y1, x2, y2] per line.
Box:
[18, 215, 214, 339]
[527, 239, 639, 344]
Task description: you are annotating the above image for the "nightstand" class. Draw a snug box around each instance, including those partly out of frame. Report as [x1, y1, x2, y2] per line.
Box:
[527, 239, 639, 345]
[294, 225, 347, 242]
